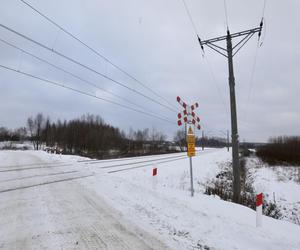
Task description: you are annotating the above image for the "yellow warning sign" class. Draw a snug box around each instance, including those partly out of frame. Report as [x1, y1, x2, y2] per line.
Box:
[187, 126, 194, 135]
[187, 142, 195, 157]
[187, 135, 195, 143]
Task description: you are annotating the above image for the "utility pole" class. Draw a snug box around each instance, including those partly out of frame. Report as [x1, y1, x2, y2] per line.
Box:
[227, 130, 229, 152]
[202, 130, 204, 151]
[198, 21, 263, 203]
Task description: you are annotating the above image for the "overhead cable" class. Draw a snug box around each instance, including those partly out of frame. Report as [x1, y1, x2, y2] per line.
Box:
[0, 64, 174, 124]
[223, 0, 229, 30]
[180, 0, 228, 115]
[0, 23, 177, 113]
[181, 0, 198, 36]
[0, 37, 167, 119]
[19, 0, 176, 110]
[243, 0, 267, 121]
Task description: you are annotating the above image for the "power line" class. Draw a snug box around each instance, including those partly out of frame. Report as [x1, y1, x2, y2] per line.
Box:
[262, 0, 267, 19]
[223, 0, 229, 30]
[0, 63, 174, 124]
[0, 37, 167, 119]
[19, 0, 176, 110]
[0, 23, 177, 114]
[181, 0, 198, 36]
[203, 56, 229, 115]
[243, 41, 259, 122]
[243, 0, 267, 121]
[180, 0, 228, 115]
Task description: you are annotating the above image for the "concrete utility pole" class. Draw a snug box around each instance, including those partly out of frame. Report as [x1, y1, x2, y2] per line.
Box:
[198, 22, 263, 203]
[202, 130, 204, 151]
[227, 130, 229, 152]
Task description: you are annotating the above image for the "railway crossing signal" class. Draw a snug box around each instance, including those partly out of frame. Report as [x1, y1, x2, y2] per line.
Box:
[176, 96, 201, 197]
[177, 96, 201, 130]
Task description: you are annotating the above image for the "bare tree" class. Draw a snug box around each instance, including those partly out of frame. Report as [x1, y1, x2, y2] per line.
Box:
[27, 113, 45, 150]
[27, 117, 36, 149]
[174, 129, 186, 151]
[35, 113, 44, 150]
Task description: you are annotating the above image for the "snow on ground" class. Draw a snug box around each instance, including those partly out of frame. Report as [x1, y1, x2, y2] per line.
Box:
[0, 141, 33, 150]
[247, 157, 300, 225]
[0, 149, 300, 249]
[0, 150, 167, 249]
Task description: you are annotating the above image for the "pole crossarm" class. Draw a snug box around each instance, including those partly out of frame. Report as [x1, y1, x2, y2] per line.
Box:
[198, 25, 263, 58]
[200, 27, 261, 45]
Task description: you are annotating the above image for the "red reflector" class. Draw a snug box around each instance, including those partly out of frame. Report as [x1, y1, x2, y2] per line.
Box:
[153, 168, 157, 176]
[177, 120, 182, 126]
[184, 117, 188, 122]
[178, 113, 182, 119]
[192, 119, 196, 124]
[256, 193, 263, 207]
[177, 96, 180, 102]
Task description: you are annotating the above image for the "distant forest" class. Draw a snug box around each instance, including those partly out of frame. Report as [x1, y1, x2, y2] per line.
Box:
[257, 136, 300, 165]
[1, 113, 231, 158]
[1, 113, 175, 158]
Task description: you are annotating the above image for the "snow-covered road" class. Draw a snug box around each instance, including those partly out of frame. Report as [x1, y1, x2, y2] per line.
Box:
[0, 151, 167, 249]
[1, 149, 300, 250]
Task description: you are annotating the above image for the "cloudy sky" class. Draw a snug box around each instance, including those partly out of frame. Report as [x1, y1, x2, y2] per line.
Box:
[0, 0, 299, 142]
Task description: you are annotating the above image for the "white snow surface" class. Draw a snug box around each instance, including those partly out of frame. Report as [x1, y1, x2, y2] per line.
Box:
[0, 149, 300, 249]
[247, 157, 300, 224]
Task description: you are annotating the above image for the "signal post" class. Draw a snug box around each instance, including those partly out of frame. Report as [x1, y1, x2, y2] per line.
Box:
[177, 96, 201, 197]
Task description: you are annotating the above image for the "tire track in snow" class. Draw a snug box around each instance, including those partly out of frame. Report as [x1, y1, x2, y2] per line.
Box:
[108, 156, 191, 173]
[0, 161, 68, 169]
[0, 174, 94, 194]
[99, 155, 186, 169]
[0, 170, 78, 183]
[0, 163, 73, 173]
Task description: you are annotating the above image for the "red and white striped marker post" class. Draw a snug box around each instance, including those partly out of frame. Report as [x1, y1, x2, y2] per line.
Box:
[152, 167, 158, 189]
[256, 193, 263, 227]
[152, 167, 157, 176]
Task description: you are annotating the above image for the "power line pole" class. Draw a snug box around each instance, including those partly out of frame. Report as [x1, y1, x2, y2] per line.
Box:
[202, 130, 204, 151]
[227, 130, 229, 152]
[198, 22, 263, 203]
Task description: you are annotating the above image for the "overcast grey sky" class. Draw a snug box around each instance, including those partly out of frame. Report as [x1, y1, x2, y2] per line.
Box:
[0, 0, 299, 142]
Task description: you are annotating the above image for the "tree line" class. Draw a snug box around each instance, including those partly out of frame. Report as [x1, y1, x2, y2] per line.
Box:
[24, 113, 174, 158]
[256, 136, 300, 165]
[0, 127, 27, 141]
[1, 113, 231, 157]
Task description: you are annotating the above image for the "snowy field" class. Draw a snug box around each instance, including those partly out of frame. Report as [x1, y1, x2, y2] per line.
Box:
[247, 157, 300, 224]
[0, 149, 300, 249]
